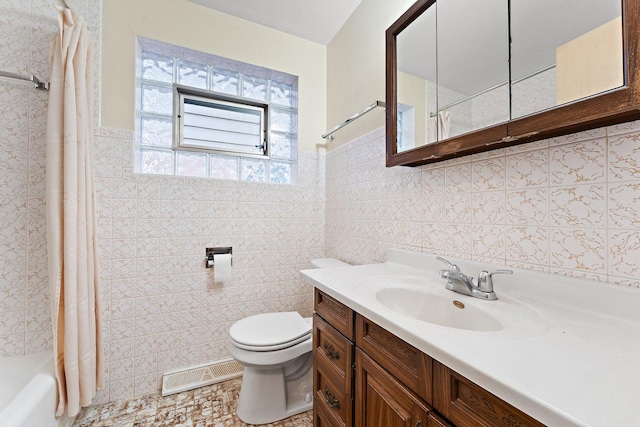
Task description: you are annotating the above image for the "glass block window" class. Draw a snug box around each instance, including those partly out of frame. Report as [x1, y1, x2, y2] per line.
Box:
[135, 37, 298, 184]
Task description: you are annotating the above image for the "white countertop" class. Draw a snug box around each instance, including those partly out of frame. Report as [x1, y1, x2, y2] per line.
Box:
[301, 249, 640, 427]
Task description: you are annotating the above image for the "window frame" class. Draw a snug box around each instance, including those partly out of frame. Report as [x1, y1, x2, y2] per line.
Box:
[134, 37, 299, 183]
[173, 84, 270, 159]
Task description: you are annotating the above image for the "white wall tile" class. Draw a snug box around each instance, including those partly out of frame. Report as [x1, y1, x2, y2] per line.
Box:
[506, 226, 549, 265]
[326, 124, 640, 287]
[609, 132, 640, 181]
[506, 149, 548, 189]
[609, 182, 640, 229]
[550, 228, 606, 273]
[550, 185, 606, 227]
[550, 138, 607, 185]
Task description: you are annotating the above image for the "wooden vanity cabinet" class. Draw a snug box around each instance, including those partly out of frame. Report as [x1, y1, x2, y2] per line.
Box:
[356, 314, 433, 404]
[355, 348, 433, 427]
[313, 314, 355, 427]
[433, 362, 545, 427]
[313, 289, 355, 427]
[313, 289, 543, 427]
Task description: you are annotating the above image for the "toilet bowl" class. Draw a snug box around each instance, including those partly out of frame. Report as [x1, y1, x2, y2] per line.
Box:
[229, 258, 349, 425]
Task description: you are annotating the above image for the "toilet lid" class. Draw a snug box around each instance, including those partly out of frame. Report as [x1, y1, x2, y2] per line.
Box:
[229, 312, 312, 350]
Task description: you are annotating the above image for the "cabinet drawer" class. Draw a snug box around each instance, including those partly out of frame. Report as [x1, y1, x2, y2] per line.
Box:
[428, 412, 453, 427]
[314, 314, 354, 390]
[356, 314, 432, 403]
[314, 399, 338, 427]
[315, 289, 354, 340]
[433, 362, 545, 427]
[314, 355, 352, 427]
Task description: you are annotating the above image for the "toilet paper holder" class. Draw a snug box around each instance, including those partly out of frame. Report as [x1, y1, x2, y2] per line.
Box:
[205, 247, 232, 268]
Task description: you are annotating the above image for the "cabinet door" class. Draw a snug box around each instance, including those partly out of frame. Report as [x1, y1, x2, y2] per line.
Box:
[356, 314, 432, 403]
[356, 349, 437, 427]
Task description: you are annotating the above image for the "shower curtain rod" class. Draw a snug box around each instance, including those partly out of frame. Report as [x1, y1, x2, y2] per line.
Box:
[430, 64, 556, 117]
[0, 70, 49, 91]
[322, 100, 386, 141]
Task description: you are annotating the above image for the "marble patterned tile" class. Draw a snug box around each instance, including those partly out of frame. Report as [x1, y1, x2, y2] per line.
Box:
[0, 11, 31, 65]
[0, 309, 25, 335]
[548, 128, 606, 147]
[607, 120, 640, 136]
[0, 127, 29, 150]
[505, 188, 548, 226]
[0, 334, 24, 357]
[548, 268, 606, 283]
[0, 0, 30, 13]
[608, 131, 640, 181]
[505, 138, 549, 155]
[25, 329, 53, 353]
[472, 157, 505, 191]
[444, 163, 472, 194]
[0, 150, 29, 173]
[609, 182, 640, 229]
[549, 185, 606, 227]
[444, 223, 472, 255]
[472, 225, 505, 260]
[506, 149, 548, 189]
[550, 228, 606, 273]
[472, 191, 505, 225]
[506, 226, 549, 265]
[445, 193, 472, 223]
[609, 230, 640, 279]
[549, 138, 606, 185]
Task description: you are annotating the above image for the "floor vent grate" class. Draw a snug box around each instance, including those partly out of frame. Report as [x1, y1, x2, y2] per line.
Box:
[161, 358, 244, 396]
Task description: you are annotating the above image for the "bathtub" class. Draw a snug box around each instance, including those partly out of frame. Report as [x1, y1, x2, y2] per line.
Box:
[0, 351, 76, 427]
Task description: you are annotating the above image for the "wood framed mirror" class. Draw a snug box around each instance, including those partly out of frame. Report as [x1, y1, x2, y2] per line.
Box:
[386, 0, 640, 167]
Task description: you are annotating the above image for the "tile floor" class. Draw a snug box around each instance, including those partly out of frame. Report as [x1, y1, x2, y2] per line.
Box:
[73, 378, 312, 426]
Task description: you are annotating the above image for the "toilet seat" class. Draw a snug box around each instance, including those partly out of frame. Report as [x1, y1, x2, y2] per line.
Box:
[230, 312, 312, 352]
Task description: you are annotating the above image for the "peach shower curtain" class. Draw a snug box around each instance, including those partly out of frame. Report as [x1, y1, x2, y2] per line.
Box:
[46, 5, 103, 417]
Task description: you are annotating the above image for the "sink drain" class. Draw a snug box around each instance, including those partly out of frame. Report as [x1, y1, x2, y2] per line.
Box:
[453, 301, 465, 309]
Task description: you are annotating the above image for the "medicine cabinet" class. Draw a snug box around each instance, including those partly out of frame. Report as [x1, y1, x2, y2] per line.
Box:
[386, 0, 640, 167]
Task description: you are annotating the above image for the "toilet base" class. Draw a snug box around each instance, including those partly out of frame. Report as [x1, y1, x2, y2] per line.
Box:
[236, 357, 313, 424]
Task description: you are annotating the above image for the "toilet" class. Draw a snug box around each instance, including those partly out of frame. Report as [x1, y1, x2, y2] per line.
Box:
[228, 258, 350, 425]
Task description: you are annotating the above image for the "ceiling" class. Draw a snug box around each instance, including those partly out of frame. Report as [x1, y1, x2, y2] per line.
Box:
[186, 0, 363, 45]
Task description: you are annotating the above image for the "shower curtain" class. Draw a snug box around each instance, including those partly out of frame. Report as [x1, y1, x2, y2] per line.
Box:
[46, 5, 103, 417]
[427, 111, 451, 143]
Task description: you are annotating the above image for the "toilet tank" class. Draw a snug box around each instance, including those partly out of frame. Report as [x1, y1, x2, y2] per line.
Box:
[310, 258, 350, 269]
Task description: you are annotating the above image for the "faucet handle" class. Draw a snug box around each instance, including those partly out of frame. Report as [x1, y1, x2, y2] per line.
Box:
[435, 256, 460, 272]
[477, 269, 513, 293]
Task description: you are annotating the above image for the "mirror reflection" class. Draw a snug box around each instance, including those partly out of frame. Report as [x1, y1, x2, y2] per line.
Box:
[394, 0, 623, 154]
[436, 0, 509, 141]
[396, 5, 437, 152]
[511, 0, 623, 119]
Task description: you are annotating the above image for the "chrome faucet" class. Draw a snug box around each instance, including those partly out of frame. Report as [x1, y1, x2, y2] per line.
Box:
[436, 257, 512, 300]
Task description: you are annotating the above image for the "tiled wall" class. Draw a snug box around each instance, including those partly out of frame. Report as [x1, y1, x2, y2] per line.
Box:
[92, 128, 324, 402]
[0, 0, 100, 359]
[0, 0, 324, 405]
[326, 124, 640, 287]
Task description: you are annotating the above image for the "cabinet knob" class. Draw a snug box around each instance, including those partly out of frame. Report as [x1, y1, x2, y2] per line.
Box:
[323, 387, 340, 409]
[323, 340, 340, 360]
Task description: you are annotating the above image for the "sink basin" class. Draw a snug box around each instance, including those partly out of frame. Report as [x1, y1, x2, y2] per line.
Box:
[376, 287, 503, 332]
